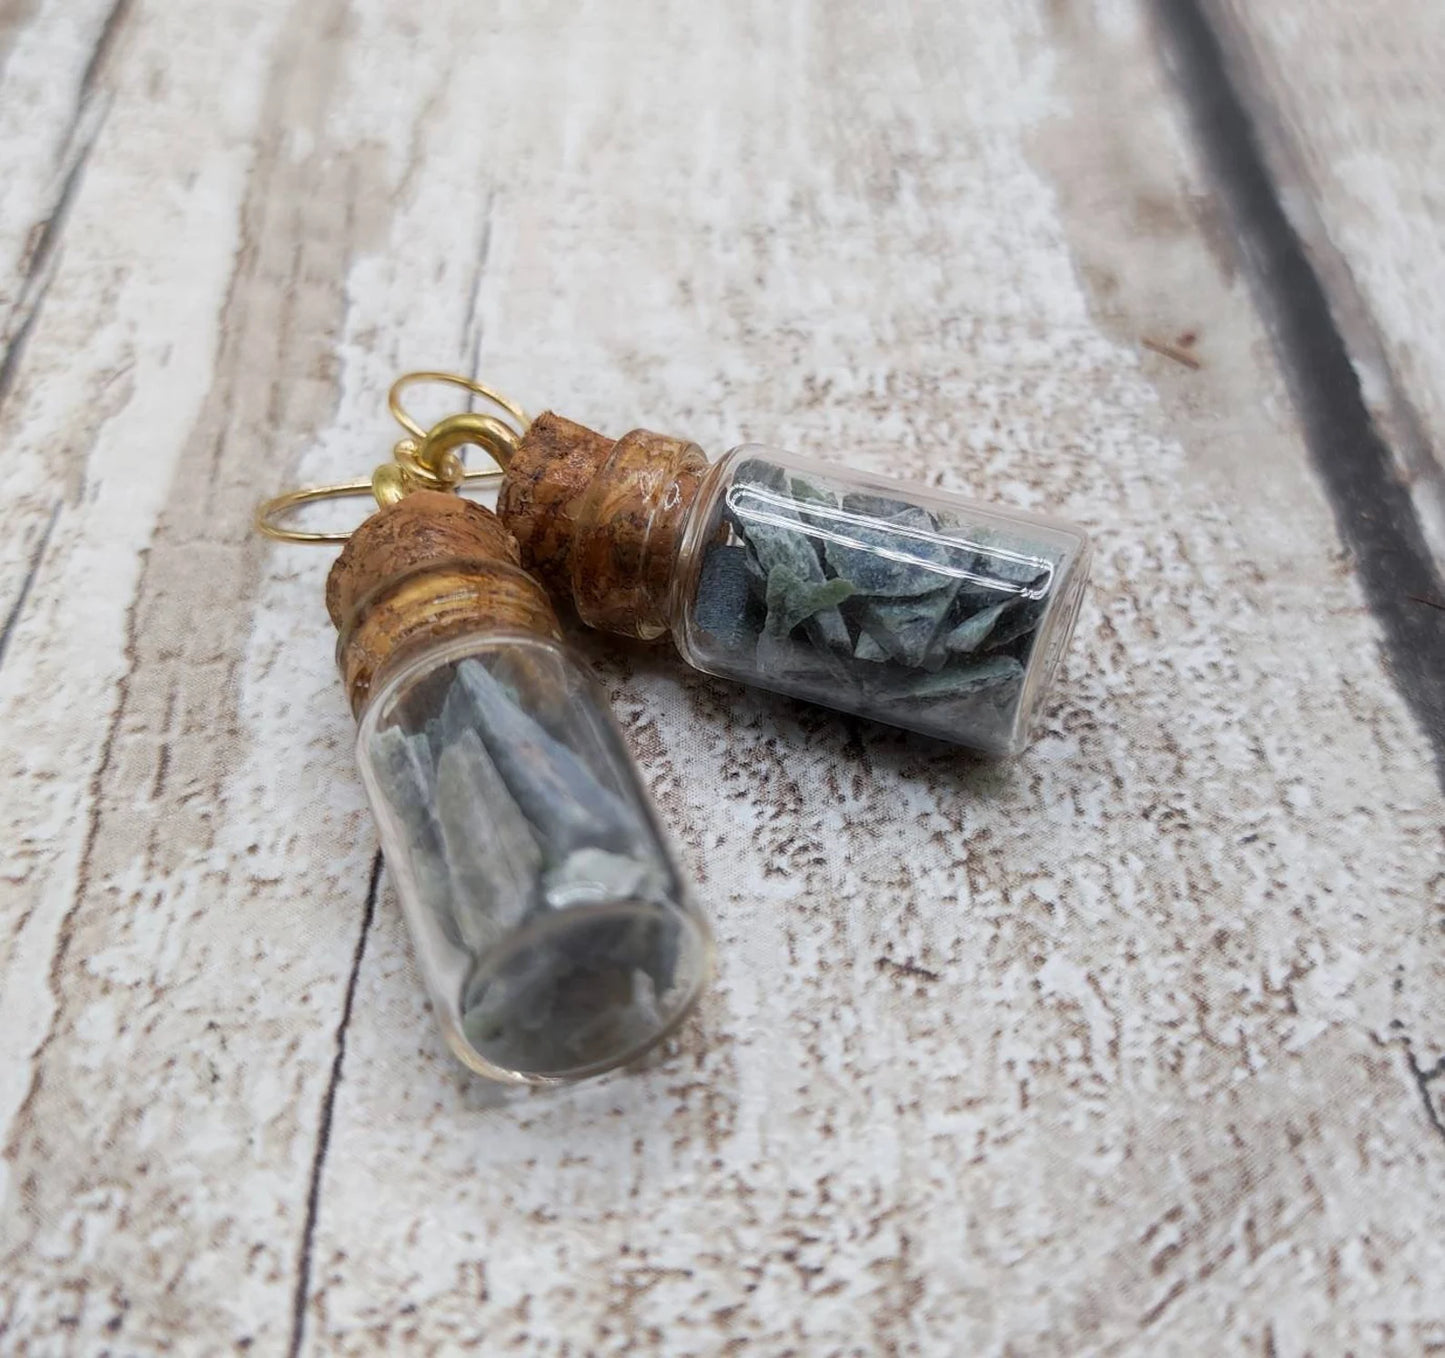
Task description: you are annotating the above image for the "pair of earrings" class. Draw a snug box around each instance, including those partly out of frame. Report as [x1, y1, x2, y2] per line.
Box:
[257, 372, 1092, 1087]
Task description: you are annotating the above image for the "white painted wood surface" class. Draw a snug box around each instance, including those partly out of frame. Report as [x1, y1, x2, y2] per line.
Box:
[1, 1, 1442, 1353]
[1211, 0, 1445, 560]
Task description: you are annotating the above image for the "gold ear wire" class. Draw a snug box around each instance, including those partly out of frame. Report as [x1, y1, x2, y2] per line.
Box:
[253, 372, 530, 545]
[387, 370, 528, 442]
[254, 468, 505, 544]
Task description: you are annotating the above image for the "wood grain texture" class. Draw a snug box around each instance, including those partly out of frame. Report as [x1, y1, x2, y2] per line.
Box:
[1208, 0, 1445, 563]
[0, 0, 1442, 1354]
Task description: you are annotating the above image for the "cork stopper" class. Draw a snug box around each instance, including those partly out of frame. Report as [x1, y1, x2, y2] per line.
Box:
[327, 489, 561, 714]
[494, 413, 614, 597]
[326, 489, 521, 626]
[497, 415, 711, 641]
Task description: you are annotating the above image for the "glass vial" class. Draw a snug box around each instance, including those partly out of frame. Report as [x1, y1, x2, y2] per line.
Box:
[499, 425, 1091, 756]
[672, 448, 1090, 755]
[356, 632, 710, 1083]
[330, 490, 710, 1084]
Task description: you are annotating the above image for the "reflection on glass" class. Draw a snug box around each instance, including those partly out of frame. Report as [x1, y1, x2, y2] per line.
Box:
[678, 449, 1091, 754]
[357, 634, 710, 1083]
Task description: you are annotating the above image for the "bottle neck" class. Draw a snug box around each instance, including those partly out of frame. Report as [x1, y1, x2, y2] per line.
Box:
[327, 490, 561, 715]
[569, 430, 711, 641]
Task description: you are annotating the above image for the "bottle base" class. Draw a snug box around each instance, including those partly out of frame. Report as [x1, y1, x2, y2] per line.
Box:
[446, 898, 712, 1085]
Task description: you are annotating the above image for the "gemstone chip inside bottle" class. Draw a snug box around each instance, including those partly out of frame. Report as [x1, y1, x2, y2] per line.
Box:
[498, 421, 1092, 756]
[356, 632, 710, 1084]
[673, 449, 1092, 754]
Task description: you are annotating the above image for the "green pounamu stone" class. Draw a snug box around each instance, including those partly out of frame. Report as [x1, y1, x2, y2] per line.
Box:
[936, 599, 1010, 657]
[892, 654, 1025, 703]
[823, 505, 959, 598]
[764, 564, 856, 638]
[855, 586, 959, 667]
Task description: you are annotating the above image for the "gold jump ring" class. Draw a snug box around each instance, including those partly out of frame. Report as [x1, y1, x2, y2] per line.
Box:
[396, 412, 522, 488]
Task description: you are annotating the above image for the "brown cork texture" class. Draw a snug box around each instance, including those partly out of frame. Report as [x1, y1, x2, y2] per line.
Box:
[325, 488, 520, 627]
[325, 489, 560, 712]
[569, 429, 710, 639]
[495, 411, 615, 595]
[336, 562, 562, 714]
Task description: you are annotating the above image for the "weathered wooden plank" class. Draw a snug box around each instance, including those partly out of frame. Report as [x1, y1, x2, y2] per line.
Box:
[0, 0, 125, 339]
[0, 0, 127, 650]
[1209, 0, 1445, 563]
[0, 0, 1442, 1354]
[0, 0, 288, 1147]
[299, 1, 1438, 1354]
[0, 0, 394, 1348]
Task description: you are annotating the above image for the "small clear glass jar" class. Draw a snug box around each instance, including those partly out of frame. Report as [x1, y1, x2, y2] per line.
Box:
[502, 427, 1092, 757]
[669, 448, 1091, 755]
[355, 630, 711, 1084]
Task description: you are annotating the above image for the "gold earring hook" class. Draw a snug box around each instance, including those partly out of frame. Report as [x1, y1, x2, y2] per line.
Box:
[388, 370, 529, 442]
[253, 372, 531, 545]
[254, 467, 506, 543]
